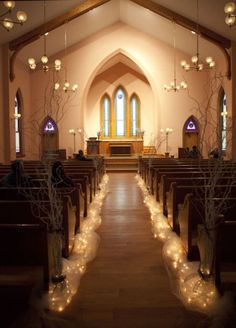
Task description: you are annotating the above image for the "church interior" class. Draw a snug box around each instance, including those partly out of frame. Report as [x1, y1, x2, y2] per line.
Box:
[0, 0, 236, 327]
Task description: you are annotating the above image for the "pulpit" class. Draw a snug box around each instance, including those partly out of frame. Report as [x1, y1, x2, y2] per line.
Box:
[86, 139, 101, 155]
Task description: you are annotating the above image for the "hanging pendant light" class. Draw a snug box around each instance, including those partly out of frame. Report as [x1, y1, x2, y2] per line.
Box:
[180, 0, 215, 72]
[164, 21, 187, 92]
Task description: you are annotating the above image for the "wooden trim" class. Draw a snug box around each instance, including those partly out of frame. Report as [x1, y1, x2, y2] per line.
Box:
[9, 0, 111, 51]
[131, 0, 231, 79]
[8, 0, 232, 81]
[130, 0, 230, 49]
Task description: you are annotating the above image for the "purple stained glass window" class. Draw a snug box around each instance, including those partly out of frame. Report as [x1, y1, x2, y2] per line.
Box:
[43, 118, 57, 134]
[184, 117, 198, 133]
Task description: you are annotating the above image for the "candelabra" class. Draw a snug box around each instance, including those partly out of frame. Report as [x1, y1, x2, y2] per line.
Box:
[160, 128, 173, 154]
[69, 129, 76, 153]
[0, 1, 27, 31]
[224, 2, 236, 27]
[164, 21, 187, 92]
[180, 0, 215, 72]
[28, 1, 61, 72]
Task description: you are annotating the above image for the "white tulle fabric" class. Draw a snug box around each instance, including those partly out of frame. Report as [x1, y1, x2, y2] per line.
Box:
[135, 174, 235, 322]
[47, 174, 109, 312]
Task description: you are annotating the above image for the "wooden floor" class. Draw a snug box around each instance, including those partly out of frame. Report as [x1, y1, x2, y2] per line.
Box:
[59, 172, 208, 327]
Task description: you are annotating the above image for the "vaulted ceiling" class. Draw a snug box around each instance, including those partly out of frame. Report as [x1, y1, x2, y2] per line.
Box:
[0, 0, 234, 68]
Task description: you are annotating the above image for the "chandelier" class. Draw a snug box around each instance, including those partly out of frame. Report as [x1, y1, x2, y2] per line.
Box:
[180, 0, 215, 72]
[28, 1, 61, 72]
[0, 1, 27, 31]
[224, 2, 236, 26]
[54, 22, 78, 93]
[164, 21, 187, 92]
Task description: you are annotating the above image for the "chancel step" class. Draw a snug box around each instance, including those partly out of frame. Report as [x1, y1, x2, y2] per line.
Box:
[104, 156, 138, 172]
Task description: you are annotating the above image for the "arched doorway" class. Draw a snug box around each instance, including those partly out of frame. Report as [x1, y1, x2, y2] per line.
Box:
[182, 115, 199, 149]
[41, 116, 59, 157]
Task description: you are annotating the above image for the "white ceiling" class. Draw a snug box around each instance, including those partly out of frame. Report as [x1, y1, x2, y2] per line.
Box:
[0, 0, 235, 66]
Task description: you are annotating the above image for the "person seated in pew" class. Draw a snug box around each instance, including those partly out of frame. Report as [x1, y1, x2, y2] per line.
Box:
[189, 145, 202, 159]
[0, 160, 33, 187]
[51, 161, 75, 188]
[75, 149, 91, 161]
[209, 147, 220, 160]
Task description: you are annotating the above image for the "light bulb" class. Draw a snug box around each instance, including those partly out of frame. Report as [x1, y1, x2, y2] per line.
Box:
[225, 15, 236, 26]
[64, 81, 70, 88]
[54, 59, 61, 66]
[28, 58, 35, 65]
[198, 63, 203, 70]
[54, 82, 60, 90]
[16, 11, 27, 23]
[184, 64, 190, 71]
[3, 1, 15, 9]
[224, 2, 236, 14]
[180, 60, 186, 67]
[41, 55, 48, 64]
[3, 18, 14, 30]
[205, 56, 213, 63]
[209, 61, 215, 67]
[191, 55, 198, 63]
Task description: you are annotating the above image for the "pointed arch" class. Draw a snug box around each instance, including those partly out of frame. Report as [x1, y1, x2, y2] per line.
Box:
[130, 93, 140, 137]
[15, 89, 24, 157]
[182, 115, 200, 149]
[41, 116, 59, 157]
[100, 93, 111, 138]
[114, 85, 127, 137]
[219, 88, 227, 152]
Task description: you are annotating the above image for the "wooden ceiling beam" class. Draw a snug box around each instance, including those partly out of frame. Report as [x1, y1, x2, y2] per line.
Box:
[9, 0, 111, 51]
[130, 0, 231, 49]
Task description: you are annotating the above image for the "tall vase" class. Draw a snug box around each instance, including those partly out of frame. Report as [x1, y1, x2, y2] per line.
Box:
[48, 232, 65, 283]
[197, 224, 218, 282]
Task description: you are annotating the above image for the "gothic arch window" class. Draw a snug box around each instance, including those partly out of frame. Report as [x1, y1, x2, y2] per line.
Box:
[220, 90, 227, 151]
[101, 94, 111, 138]
[15, 91, 23, 156]
[130, 93, 140, 137]
[115, 87, 126, 137]
[100, 87, 141, 139]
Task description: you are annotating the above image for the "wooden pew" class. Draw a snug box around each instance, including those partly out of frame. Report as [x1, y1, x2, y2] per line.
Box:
[178, 194, 236, 261]
[0, 223, 50, 290]
[0, 197, 76, 258]
[167, 182, 236, 233]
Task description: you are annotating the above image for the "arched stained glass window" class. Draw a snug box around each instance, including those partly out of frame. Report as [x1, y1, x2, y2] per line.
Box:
[115, 88, 126, 137]
[130, 94, 139, 136]
[220, 91, 227, 151]
[102, 95, 111, 137]
[15, 92, 22, 156]
[100, 86, 141, 139]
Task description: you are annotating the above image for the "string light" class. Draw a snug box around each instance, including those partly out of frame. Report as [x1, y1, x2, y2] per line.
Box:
[47, 174, 109, 312]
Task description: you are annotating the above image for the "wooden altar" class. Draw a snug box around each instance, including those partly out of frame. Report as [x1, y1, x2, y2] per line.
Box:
[99, 140, 143, 156]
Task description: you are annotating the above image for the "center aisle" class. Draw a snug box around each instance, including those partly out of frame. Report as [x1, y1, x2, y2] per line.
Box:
[62, 172, 207, 327]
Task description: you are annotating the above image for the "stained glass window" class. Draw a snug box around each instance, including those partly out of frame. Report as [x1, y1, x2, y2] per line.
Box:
[130, 95, 139, 136]
[43, 118, 57, 134]
[220, 92, 227, 151]
[115, 88, 126, 137]
[103, 95, 110, 137]
[15, 93, 21, 155]
[184, 117, 198, 133]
